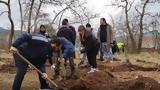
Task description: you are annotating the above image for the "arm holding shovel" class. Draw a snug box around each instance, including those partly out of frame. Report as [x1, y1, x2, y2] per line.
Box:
[10, 33, 58, 90]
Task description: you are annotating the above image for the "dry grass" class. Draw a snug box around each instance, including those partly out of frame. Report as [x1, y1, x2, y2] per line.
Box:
[116, 52, 160, 67]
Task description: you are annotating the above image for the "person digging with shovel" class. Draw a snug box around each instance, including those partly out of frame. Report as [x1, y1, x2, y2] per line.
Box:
[50, 37, 76, 80]
[10, 33, 56, 90]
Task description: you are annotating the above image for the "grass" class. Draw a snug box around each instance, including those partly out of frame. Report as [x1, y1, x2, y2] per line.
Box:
[116, 52, 160, 66]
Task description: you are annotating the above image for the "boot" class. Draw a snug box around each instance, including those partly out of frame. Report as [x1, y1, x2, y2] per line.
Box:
[69, 57, 76, 79]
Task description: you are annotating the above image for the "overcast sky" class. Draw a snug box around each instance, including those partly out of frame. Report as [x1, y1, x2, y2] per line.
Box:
[0, 0, 122, 30]
[1, 0, 159, 30]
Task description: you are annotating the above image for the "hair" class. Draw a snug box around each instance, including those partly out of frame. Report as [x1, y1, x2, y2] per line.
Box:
[50, 38, 61, 46]
[62, 18, 68, 25]
[78, 25, 86, 32]
[100, 18, 107, 25]
[40, 25, 46, 29]
[86, 23, 91, 28]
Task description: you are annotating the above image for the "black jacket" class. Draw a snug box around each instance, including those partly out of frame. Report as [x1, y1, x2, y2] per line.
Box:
[69, 26, 76, 45]
[57, 26, 75, 45]
[80, 30, 99, 53]
[12, 33, 52, 65]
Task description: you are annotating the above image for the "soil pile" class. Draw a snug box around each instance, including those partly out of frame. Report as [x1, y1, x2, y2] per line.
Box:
[112, 76, 160, 90]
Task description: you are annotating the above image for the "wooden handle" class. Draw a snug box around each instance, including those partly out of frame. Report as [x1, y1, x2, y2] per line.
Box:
[16, 52, 58, 87]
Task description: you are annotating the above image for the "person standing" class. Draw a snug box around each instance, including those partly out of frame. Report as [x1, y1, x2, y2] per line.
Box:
[57, 18, 75, 45]
[38, 25, 53, 65]
[69, 25, 76, 45]
[10, 33, 55, 90]
[97, 18, 113, 61]
[112, 40, 119, 55]
[78, 25, 100, 73]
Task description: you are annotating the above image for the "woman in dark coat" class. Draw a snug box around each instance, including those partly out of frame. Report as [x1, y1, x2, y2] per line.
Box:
[78, 25, 100, 73]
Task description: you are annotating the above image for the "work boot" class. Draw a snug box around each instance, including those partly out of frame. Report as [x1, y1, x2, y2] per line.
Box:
[69, 57, 76, 79]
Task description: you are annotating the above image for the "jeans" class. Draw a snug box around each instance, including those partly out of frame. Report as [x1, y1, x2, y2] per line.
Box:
[12, 53, 50, 90]
[100, 42, 113, 60]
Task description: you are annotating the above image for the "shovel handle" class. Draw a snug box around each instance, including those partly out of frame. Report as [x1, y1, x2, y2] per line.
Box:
[16, 52, 58, 87]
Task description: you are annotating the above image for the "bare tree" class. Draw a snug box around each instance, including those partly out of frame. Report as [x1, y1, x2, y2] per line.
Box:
[111, 0, 137, 52]
[135, 0, 150, 53]
[0, 11, 7, 16]
[18, 0, 24, 33]
[27, 0, 35, 33]
[33, 0, 44, 32]
[0, 0, 15, 48]
[50, 0, 98, 26]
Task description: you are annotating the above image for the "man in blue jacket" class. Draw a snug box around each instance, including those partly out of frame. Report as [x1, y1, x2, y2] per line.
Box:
[50, 37, 75, 79]
[10, 33, 54, 90]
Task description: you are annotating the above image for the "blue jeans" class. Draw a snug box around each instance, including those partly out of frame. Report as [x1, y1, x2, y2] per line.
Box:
[100, 42, 113, 60]
[12, 53, 50, 90]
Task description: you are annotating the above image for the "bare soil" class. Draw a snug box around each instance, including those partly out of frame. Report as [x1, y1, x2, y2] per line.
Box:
[0, 52, 160, 90]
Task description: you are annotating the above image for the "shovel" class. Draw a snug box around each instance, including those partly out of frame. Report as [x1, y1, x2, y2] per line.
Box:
[16, 52, 58, 88]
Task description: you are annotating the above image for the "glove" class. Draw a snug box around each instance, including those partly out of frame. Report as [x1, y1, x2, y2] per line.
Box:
[80, 48, 86, 53]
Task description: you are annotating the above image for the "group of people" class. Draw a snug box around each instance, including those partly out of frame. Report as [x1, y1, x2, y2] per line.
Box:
[10, 17, 119, 90]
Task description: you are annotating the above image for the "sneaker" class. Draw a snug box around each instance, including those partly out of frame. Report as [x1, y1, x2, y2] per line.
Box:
[87, 68, 95, 73]
[93, 68, 99, 72]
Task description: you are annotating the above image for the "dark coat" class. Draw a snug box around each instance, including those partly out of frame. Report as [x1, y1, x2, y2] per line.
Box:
[57, 26, 75, 45]
[80, 30, 99, 53]
[12, 33, 52, 64]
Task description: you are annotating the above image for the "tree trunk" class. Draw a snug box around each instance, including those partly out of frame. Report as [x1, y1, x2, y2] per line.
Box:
[27, 0, 35, 33]
[137, 0, 149, 53]
[58, 11, 65, 29]
[18, 0, 23, 34]
[124, 0, 137, 53]
[33, 0, 43, 32]
[8, 0, 14, 48]
[51, 7, 69, 25]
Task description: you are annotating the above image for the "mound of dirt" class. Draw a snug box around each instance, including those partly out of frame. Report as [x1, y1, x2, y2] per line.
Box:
[60, 71, 115, 90]
[59, 71, 160, 90]
[0, 59, 15, 73]
[97, 61, 160, 72]
[112, 77, 160, 90]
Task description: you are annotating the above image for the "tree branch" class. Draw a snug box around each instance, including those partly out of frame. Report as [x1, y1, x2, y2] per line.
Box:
[0, 0, 8, 6]
[0, 11, 8, 16]
[127, 0, 135, 11]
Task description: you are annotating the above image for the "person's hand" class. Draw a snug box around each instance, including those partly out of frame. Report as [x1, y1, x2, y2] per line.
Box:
[42, 73, 48, 80]
[80, 48, 86, 53]
[110, 43, 113, 47]
[10, 46, 18, 53]
[58, 58, 65, 64]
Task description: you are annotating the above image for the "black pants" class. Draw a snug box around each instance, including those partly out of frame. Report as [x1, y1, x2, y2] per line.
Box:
[12, 54, 50, 90]
[112, 45, 119, 55]
[87, 43, 100, 68]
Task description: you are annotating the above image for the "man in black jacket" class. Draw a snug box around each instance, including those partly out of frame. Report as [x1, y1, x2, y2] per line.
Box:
[78, 25, 100, 73]
[10, 33, 54, 90]
[57, 18, 76, 45]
